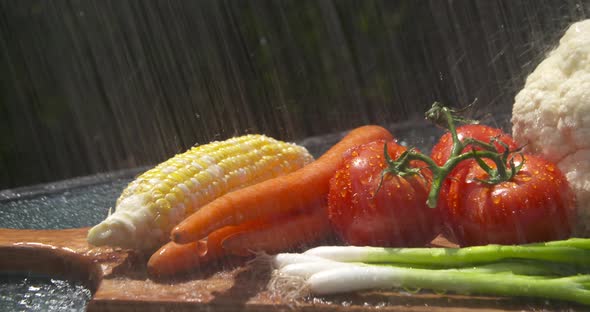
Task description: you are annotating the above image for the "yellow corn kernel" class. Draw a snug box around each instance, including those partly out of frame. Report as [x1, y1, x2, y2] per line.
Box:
[87, 134, 314, 251]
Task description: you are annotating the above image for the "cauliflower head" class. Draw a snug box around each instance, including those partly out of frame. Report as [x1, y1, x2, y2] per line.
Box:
[512, 19, 590, 236]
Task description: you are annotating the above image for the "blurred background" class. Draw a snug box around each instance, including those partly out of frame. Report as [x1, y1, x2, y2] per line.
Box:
[1, 0, 587, 189]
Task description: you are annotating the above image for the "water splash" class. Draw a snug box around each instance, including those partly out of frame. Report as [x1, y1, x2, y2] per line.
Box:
[0, 274, 91, 312]
[1, 1, 587, 188]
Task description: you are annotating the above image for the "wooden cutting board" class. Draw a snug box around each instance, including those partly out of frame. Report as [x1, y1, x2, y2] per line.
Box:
[0, 228, 581, 311]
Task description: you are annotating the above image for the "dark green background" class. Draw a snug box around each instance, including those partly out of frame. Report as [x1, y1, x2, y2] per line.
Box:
[0, 0, 586, 189]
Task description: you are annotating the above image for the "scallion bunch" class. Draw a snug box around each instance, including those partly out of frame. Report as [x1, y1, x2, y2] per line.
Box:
[268, 238, 590, 306]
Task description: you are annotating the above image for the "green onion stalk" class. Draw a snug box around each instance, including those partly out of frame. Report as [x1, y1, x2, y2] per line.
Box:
[304, 264, 590, 305]
[268, 238, 590, 305]
[303, 243, 590, 268]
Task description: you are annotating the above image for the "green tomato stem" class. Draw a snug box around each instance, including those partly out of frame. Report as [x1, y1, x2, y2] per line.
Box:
[400, 150, 506, 208]
[444, 106, 463, 159]
[380, 102, 523, 208]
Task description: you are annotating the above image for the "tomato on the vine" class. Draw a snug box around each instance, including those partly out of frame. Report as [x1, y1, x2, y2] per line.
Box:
[431, 125, 521, 234]
[431, 124, 519, 166]
[442, 154, 576, 246]
[328, 140, 441, 247]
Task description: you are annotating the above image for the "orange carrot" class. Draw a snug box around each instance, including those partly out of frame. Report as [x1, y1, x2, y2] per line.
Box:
[148, 203, 331, 276]
[147, 241, 206, 277]
[171, 125, 393, 244]
[149, 212, 288, 276]
[148, 216, 276, 277]
[147, 225, 240, 277]
[222, 200, 332, 257]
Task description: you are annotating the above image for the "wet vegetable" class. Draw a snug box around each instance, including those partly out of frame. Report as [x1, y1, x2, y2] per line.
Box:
[171, 125, 393, 244]
[442, 154, 575, 246]
[87, 134, 313, 251]
[327, 140, 440, 247]
[268, 239, 590, 305]
[348, 102, 575, 246]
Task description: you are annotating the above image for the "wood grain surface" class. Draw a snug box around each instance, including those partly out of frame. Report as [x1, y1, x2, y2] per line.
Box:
[0, 228, 582, 311]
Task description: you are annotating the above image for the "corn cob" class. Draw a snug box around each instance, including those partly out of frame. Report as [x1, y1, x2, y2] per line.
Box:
[87, 134, 314, 251]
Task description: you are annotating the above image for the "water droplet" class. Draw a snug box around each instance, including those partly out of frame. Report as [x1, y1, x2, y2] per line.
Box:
[519, 175, 531, 182]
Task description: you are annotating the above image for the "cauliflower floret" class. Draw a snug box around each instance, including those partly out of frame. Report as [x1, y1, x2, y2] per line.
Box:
[512, 19, 590, 236]
[560, 149, 590, 234]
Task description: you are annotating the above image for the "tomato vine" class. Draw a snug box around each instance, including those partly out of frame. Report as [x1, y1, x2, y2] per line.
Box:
[379, 102, 524, 208]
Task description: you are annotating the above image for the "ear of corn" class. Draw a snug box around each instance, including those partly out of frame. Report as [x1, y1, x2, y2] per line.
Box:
[87, 134, 314, 251]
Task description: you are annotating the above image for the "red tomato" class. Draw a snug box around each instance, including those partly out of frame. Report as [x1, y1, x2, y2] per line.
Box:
[431, 124, 518, 166]
[431, 124, 520, 236]
[442, 154, 576, 246]
[328, 140, 441, 247]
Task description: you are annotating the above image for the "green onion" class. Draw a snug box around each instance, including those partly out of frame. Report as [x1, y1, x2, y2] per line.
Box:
[268, 238, 590, 305]
[305, 264, 590, 305]
[303, 240, 590, 267]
